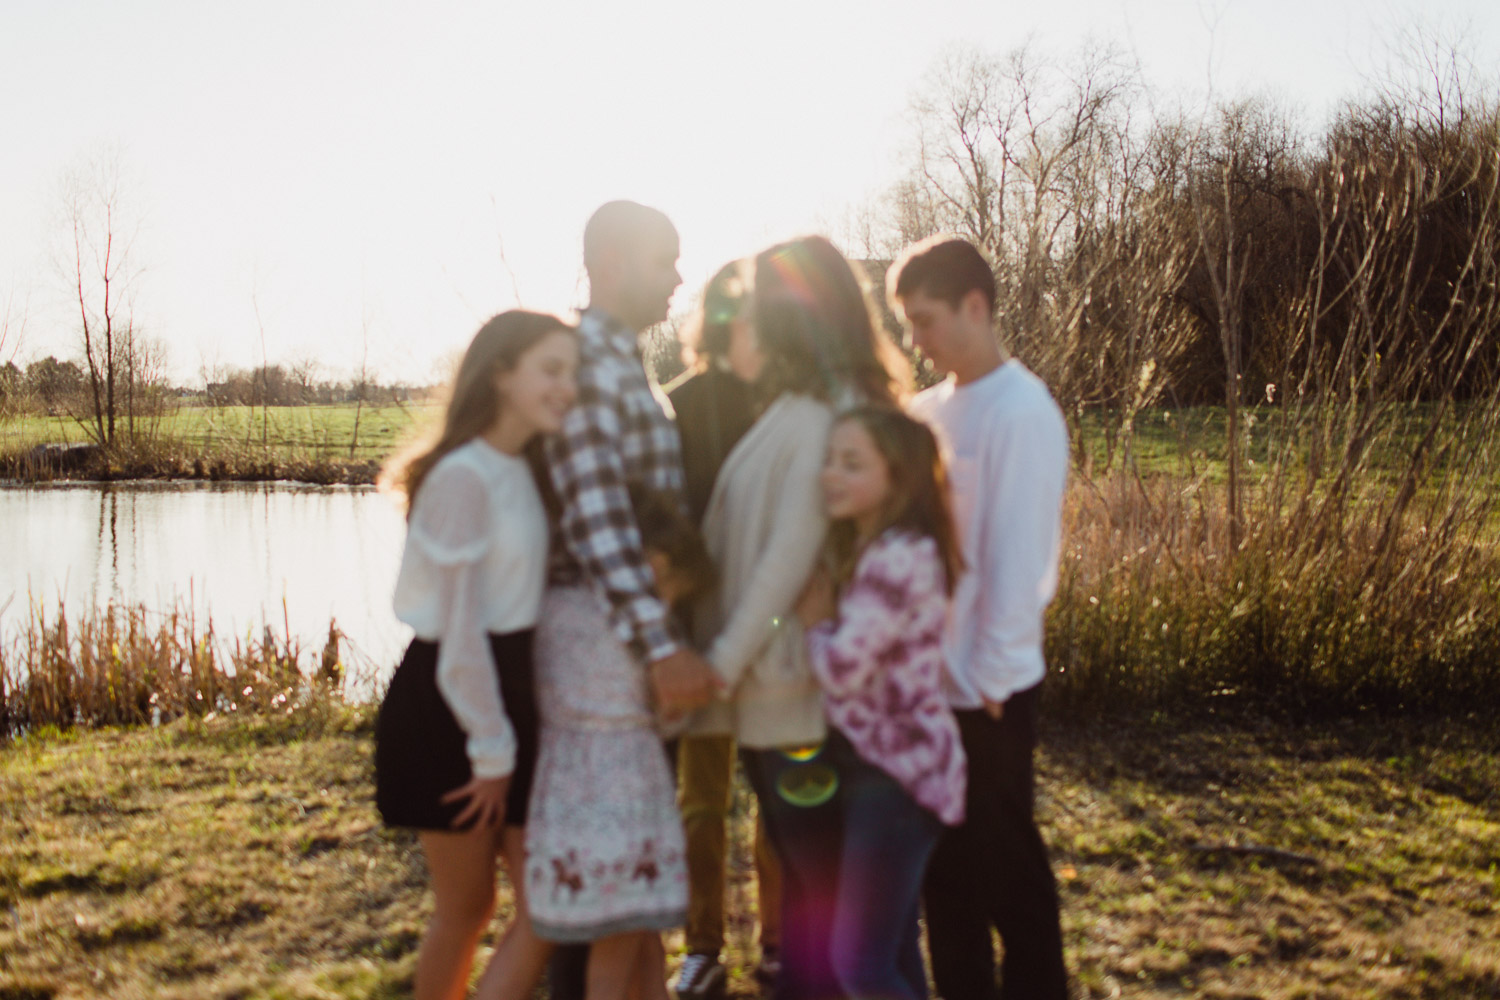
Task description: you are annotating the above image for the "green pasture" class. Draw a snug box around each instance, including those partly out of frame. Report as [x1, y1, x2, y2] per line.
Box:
[0, 403, 437, 462]
[3, 401, 1496, 505]
[1071, 401, 1500, 492]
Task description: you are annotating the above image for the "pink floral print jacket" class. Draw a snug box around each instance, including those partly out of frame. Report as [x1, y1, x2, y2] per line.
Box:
[806, 529, 967, 825]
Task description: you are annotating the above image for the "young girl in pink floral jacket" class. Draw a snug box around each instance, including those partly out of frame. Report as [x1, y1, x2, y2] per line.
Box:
[796, 405, 967, 1000]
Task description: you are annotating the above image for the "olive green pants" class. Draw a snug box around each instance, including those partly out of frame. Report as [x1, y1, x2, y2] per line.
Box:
[677, 734, 783, 956]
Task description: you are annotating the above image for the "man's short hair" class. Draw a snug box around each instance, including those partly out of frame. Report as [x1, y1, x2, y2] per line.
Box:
[887, 236, 996, 316]
[583, 200, 674, 275]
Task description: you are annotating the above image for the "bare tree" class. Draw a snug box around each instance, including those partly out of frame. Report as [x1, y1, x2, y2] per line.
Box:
[288, 351, 322, 405]
[0, 285, 26, 368]
[349, 308, 374, 458]
[907, 46, 1010, 253]
[58, 148, 144, 447]
[251, 286, 271, 447]
[896, 41, 1196, 466]
[0, 290, 28, 419]
[490, 196, 526, 308]
[119, 329, 171, 440]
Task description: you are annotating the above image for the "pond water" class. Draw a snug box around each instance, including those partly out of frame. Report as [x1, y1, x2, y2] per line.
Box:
[0, 481, 412, 686]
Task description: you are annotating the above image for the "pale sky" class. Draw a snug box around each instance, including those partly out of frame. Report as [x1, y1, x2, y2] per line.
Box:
[1, 0, 1493, 383]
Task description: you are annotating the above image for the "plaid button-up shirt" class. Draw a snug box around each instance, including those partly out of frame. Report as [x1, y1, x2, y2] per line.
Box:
[543, 308, 685, 662]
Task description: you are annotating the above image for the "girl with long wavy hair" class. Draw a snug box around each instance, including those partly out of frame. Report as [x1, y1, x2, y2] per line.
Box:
[688, 235, 909, 999]
[374, 309, 578, 1000]
[795, 406, 967, 1000]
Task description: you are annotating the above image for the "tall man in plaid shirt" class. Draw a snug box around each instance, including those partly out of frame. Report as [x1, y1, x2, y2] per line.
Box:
[544, 199, 718, 708]
[543, 200, 718, 1000]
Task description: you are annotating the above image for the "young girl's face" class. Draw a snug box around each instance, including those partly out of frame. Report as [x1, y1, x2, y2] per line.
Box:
[495, 329, 579, 438]
[821, 418, 892, 531]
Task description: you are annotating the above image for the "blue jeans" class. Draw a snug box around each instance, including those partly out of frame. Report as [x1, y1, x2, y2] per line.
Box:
[826, 729, 943, 1000]
[744, 742, 845, 1000]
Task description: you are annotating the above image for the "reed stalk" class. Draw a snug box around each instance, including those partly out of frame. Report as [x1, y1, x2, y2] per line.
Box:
[0, 601, 371, 739]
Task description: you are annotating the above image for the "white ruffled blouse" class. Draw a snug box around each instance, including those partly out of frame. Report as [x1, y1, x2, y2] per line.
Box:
[392, 438, 549, 779]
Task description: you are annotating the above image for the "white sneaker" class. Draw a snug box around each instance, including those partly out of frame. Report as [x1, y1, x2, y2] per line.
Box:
[673, 952, 726, 1000]
[754, 946, 782, 987]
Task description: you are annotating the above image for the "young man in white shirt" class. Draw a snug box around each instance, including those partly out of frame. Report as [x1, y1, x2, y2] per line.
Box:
[891, 236, 1070, 1000]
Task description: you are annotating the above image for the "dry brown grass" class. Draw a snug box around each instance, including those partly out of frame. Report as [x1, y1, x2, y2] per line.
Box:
[1046, 469, 1500, 716]
[0, 603, 374, 740]
[0, 436, 380, 485]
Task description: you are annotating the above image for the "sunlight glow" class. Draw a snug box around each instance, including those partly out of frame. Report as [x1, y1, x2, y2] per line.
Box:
[1, 0, 1493, 383]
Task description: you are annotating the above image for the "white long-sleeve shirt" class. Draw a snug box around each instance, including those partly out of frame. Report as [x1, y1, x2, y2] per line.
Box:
[908, 360, 1069, 708]
[392, 439, 548, 778]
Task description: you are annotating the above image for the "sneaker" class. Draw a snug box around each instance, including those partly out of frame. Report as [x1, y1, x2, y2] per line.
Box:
[753, 946, 782, 987]
[673, 952, 726, 1000]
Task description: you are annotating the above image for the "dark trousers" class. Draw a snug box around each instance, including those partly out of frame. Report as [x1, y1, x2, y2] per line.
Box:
[743, 744, 845, 1000]
[826, 731, 941, 1000]
[921, 684, 1068, 1000]
[547, 944, 588, 1000]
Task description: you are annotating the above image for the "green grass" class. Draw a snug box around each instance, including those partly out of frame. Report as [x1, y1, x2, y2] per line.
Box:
[1072, 401, 1500, 489]
[1, 714, 1496, 998]
[4, 400, 1494, 498]
[1043, 715, 1500, 999]
[0, 403, 434, 464]
[0, 403, 438, 483]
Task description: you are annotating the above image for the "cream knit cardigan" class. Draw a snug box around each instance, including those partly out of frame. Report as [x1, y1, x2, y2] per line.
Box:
[689, 393, 832, 749]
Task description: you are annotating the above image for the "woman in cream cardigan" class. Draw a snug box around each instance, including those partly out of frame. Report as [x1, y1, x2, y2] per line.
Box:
[690, 235, 908, 1000]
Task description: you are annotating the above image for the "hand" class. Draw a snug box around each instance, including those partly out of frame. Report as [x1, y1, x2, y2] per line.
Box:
[441, 774, 510, 830]
[795, 567, 835, 628]
[982, 697, 1005, 721]
[650, 648, 719, 715]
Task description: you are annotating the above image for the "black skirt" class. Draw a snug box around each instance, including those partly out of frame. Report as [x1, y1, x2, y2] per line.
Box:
[374, 629, 539, 831]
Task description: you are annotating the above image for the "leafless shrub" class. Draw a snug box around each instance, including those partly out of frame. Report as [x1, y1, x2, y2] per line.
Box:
[884, 39, 1500, 715]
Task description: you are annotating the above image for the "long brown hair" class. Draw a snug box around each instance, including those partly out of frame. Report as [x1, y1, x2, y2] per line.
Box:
[679, 258, 750, 371]
[824, 406, 965, 595]
[379, 310, 574, 515]
[752, 236, 910, 406]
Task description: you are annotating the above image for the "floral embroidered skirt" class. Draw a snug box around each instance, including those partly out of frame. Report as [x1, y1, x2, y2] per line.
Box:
[525, 586, 687, 943]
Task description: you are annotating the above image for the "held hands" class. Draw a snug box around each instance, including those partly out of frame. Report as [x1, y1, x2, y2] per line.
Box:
[650, 648, 721, 719]
[441, 774, 511, 830]
[795, 566, 836, 628]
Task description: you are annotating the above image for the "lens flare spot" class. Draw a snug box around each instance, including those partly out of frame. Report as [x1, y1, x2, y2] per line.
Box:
[776, 763, 838, 808]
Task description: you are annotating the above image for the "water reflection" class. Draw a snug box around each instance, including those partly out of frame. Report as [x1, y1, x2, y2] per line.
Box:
[0, 482, 411, 687]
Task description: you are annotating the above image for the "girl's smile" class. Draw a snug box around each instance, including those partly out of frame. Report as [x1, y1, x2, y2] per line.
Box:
[490, 328, 580, 451]
[820, 419, 892, 541]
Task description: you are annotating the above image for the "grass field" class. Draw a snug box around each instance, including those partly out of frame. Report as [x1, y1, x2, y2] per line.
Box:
[1069, 401, 1500, 488]
[0, 713, 1496, 999]
[2, 399, 1493, 496]
[0, 403, 438, 484]
[0, 403, 435, 465]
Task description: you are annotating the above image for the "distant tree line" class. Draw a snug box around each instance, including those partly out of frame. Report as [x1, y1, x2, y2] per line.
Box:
[0, 355, 426, 422]
[0, 355, 172, 427]
[196, 363, 421, 408]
